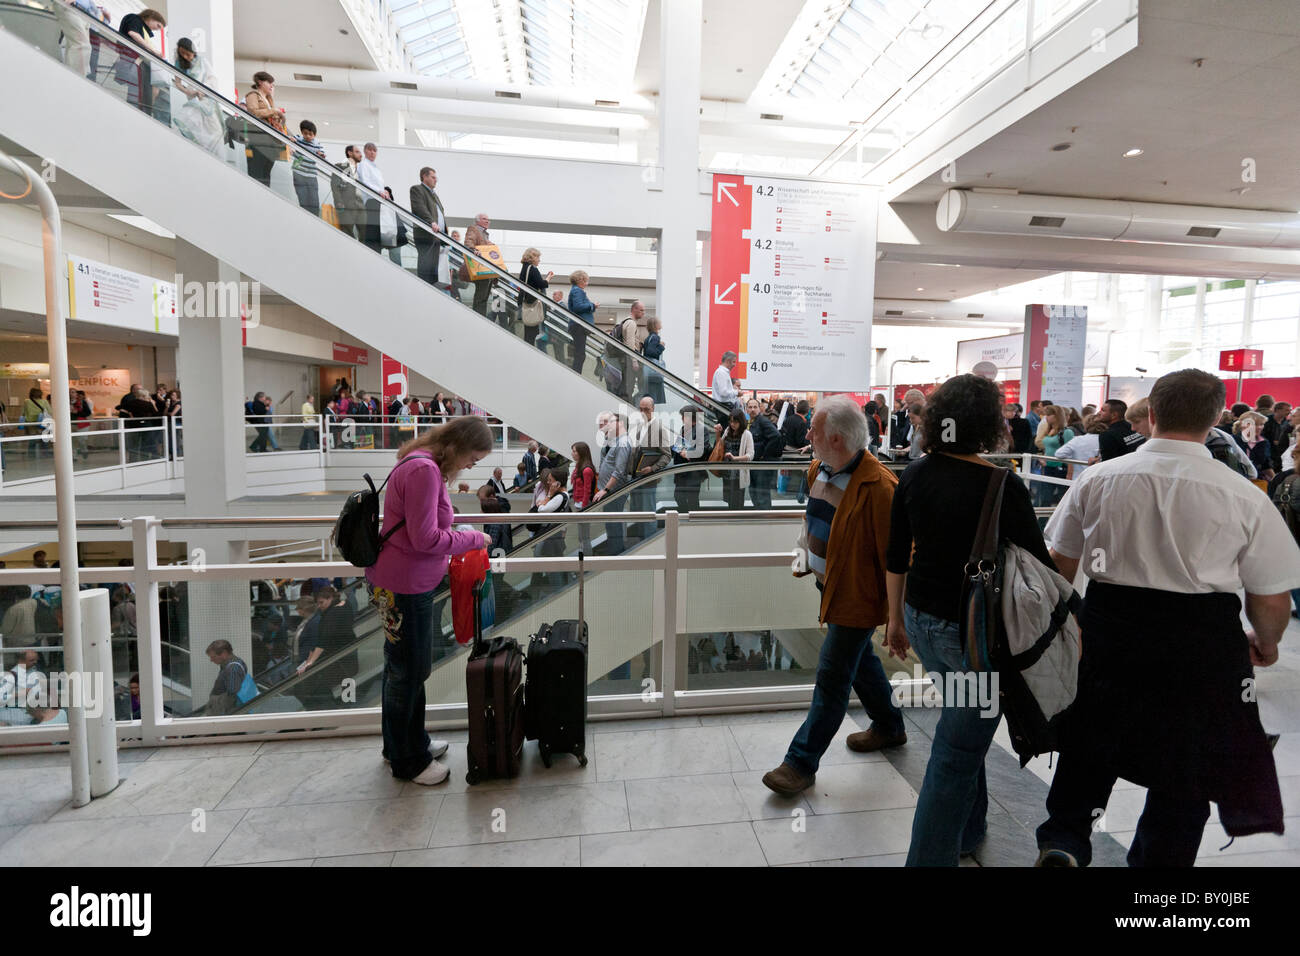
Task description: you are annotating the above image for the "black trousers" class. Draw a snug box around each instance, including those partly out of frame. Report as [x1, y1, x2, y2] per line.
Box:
[415, 240, 441, 286]
[1036, 749, 1211, 866]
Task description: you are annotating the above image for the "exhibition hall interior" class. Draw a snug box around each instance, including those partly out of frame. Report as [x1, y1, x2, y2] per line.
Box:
[0, 0, 1298, 876]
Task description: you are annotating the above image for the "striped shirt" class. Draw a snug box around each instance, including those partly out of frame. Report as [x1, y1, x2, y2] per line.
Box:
[805, 450, 863, 581]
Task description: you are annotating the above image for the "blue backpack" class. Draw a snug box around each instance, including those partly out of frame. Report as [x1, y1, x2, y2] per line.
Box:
[230, 660, 258, 704]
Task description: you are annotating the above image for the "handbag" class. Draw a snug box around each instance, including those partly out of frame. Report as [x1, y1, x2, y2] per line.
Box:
[708, 437, 728, 478]
[959, 467, 1008, 673]
[466, 243, 503, 280]
[521, 269, 545, 326]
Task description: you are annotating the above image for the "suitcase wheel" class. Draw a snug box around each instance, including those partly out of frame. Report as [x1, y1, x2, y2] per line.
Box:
[578, 753, 589, 767]
[466, 767, 481, 786]
[539, 744, 552, 768]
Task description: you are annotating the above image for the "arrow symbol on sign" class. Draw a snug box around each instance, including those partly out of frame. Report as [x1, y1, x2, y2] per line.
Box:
[1031, 361, 1042, 370]
[717, 182, 740, 207]
[714, 282, 736, 305]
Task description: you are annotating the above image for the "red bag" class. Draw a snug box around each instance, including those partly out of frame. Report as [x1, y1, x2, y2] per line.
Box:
[450, 548, 491, 644]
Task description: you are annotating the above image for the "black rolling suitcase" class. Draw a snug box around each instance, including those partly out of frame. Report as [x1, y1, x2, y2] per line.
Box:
[465, 580, 525, 785]
[525, 551, 589, 768]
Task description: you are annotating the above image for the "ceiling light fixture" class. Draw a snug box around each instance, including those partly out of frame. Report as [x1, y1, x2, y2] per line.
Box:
[1123, 147, 1144, 158]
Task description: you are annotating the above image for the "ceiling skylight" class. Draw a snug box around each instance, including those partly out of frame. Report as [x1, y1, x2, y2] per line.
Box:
[387, 0, 648, 93]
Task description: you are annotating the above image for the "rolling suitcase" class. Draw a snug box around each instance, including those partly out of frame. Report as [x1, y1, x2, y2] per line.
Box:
[525, 552, 590, 768]
[465, 579, 525, 785]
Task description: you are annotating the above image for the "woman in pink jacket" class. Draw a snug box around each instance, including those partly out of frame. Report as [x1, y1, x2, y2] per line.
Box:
[368, 417, 494, 785]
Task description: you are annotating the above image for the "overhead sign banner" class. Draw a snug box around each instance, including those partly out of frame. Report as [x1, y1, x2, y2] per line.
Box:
[1219, 348, 1263, 372]
[704, 173, 877, 392]
[67, 255, 177, 335]
[1021, 304, 1088, 409]
[333, 342, 370, 365]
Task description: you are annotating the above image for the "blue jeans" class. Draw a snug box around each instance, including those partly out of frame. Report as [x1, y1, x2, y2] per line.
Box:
[904, 604, 1002, 866]
[784, 623, 904, 776]
[377, 588, 436, 779]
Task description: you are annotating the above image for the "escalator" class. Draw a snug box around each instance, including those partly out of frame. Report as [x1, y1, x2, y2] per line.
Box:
[215, 460, 808, 716]
[0, 1, 730, 453]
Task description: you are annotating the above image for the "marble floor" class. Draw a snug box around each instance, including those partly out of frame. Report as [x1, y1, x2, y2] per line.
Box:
[2, 631, 1298, 866]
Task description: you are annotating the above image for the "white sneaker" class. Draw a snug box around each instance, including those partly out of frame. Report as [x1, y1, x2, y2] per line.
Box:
[383, 740, 450, 764]
[410, 760, 450, 786]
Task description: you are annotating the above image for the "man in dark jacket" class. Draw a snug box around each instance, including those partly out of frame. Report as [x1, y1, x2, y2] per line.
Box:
[746, 398, 784, 508]
[247, 391, 272, 453]
[409, 166, 445, 286]
[1261, 401, 1293, 472]
[1096, 398, 1144, 460]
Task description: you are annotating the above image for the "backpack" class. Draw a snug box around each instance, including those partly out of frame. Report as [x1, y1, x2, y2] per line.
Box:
[1206, 428, 1253, 478]
[1271, 473, 1300, 544]
[332, 455, 419, 567]
[961, 468, 1081, 766]
[606, 317, 635, 358]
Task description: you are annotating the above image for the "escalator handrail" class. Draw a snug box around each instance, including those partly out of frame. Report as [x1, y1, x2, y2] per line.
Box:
[224, 459, 810, 711]
[30, 1, 728, 418]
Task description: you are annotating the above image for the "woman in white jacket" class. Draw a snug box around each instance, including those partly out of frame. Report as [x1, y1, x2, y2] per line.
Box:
[715, 409, 753, 509]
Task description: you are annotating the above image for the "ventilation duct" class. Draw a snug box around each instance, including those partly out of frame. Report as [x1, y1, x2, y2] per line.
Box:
[936, 189, 1300, 249]
[873, 299, 1024, 326]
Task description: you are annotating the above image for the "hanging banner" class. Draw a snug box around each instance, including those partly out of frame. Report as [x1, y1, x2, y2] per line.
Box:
[703, 174, 877, 392]
[958, 329, 1108, 375]
[1021, 304, 1088, 409]
[67, 255, 177, 334]
[380, 354, 408, 413]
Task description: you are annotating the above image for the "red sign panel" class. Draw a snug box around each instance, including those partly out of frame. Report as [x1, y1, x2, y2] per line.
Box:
[381, 355, 408, 415]
[1219, 348, 1263, 372]
[333, 342, 369, 365]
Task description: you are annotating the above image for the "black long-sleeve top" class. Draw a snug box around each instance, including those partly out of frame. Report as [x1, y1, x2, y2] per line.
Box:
[886, 454, 1056, 623]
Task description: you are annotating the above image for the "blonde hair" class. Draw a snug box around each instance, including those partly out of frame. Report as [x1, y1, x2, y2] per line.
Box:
[1234, 411, 1265, 435]
[646, 316, 662, 333]
[1125, 398, 1150, 424]
[1042, 404, 1069, 436]
[569, 270, 588, 285]
[397, 417, 493, 484]
[521, 247, 540, 265]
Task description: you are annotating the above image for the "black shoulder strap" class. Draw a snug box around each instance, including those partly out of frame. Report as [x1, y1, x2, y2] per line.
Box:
[971, 467, 1009, 564]
[372, 455, 425, 543]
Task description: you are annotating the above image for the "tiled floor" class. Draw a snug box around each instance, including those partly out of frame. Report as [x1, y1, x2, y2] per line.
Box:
[2, 630, 1298, 866]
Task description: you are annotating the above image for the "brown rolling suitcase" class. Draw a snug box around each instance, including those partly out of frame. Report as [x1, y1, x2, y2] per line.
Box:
[465, 580, 525, 784]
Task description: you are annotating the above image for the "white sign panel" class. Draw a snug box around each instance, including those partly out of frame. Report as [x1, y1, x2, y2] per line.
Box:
[68, 255, 177, 335]
[706, 174, 877, 391]
[958, 329, 1109, 374]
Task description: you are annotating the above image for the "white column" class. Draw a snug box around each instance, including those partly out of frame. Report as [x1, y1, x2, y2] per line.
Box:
[172, 241, 253, 710]
[175, 240, 247, 505]
[165, 0, 236, 98]
[378, 106, 407, 147]
[656, 0, 703, 384]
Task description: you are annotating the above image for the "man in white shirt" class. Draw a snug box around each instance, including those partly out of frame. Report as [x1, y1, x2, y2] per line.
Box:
[357, 142, 386, 252]
[489, 467, 508, 497]
[1035, 369, 1300, 868]
[711, 351, 741, 424]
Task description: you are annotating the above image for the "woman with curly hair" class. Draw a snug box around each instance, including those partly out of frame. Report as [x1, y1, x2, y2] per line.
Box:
[884, 374, 1057, 866]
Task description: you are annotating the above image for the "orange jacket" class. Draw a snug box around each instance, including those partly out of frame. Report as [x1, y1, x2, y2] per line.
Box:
[796, 452, 897, 628]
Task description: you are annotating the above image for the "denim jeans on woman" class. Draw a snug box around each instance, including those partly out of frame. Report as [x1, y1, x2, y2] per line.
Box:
[784, 623, 905, 776]
[377, 588, 437, 779]
[903, 603, 1002, 866]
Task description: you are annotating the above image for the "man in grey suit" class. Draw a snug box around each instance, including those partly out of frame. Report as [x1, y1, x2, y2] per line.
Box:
[409, 166, 445, 287]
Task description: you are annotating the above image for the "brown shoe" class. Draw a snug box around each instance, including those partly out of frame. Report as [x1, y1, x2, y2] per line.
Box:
[761, 762, 815, 796]
[846, 728, 907, 753]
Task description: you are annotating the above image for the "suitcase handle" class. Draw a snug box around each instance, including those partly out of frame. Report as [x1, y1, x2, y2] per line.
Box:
[577, 550, 584, 631]
[472, 578, 486, 656]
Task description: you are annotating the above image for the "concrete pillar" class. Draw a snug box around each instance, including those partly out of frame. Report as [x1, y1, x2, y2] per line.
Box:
[656, 0, 703, 384]
[164, 0, 236, 99]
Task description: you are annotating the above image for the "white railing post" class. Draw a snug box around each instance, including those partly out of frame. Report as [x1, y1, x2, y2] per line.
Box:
[317, 414, 326, 467]
[131, 516, 165, 745]
[117, 417, 127, 486]
[81, 587, 120, 796]
[661, 509, 679, 717]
